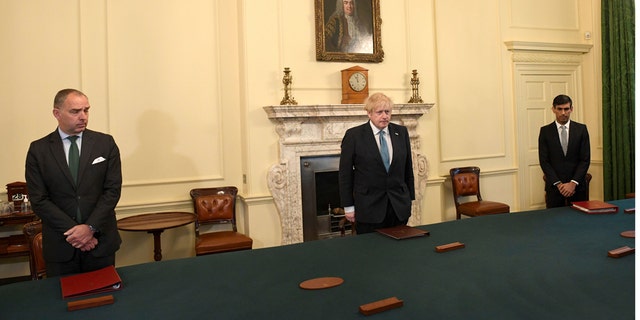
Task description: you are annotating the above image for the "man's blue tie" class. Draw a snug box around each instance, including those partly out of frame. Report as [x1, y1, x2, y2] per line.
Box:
[379, 130, 390, 172]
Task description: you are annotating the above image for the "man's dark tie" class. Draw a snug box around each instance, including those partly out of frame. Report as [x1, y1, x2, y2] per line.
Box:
[379, 130, 390, 172]
[68, 136, 82, 222]
[68, 136, 80, 183]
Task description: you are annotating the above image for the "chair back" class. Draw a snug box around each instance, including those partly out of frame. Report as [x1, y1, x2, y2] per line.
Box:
[189, 186, 252, 256]
[450, 166, 483, 207]
[190, 187, 239, 235]
[23, 220, 45, 280]
[190, 186, 238, 200]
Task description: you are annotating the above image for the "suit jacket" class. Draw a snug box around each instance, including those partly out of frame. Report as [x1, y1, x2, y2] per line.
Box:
[25, 129, 122, 262]
[538, 120, 590, 193]
[339, 122, 415, 224]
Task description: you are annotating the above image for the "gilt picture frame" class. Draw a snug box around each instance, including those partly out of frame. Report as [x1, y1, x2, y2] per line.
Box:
[315, 0, 384, 63]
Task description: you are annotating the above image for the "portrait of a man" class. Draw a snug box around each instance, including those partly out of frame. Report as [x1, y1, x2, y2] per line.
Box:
[324, 0, 373, 53]
[315, 0, 383, 62]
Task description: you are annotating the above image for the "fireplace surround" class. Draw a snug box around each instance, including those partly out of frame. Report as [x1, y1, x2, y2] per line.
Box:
[264, 103, 433, 245]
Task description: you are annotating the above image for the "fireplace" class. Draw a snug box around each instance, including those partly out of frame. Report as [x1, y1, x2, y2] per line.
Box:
[300, 155, 351, 241]
[264, 103, 433, 245]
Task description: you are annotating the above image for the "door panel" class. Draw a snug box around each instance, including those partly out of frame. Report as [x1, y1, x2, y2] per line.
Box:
[516, 70, 577, 210]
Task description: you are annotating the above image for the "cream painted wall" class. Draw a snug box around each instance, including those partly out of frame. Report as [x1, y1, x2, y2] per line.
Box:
[0, 0, 602, 279]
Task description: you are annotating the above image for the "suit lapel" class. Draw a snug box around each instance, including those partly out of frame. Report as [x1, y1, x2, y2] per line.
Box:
[555, 122, 578, 156]
[77, 130, 95, 184]
[567, 123, 579, 153]
[388, 123, 401, 163]
[48, 131, 75, 186]
[549, 122, 565, 156]
[362, 122, 386, 169]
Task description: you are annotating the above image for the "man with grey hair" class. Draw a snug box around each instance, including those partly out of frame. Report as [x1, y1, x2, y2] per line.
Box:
[339, 93, 415, 234]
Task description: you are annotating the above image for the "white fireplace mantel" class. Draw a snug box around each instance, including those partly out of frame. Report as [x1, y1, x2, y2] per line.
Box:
[264, 103, 434, 245]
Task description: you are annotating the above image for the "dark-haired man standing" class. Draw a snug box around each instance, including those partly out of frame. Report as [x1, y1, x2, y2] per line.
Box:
[538, 94, 591, 208]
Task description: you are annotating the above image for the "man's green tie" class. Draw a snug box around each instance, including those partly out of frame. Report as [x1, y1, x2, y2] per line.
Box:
[68, 136, 80, 183]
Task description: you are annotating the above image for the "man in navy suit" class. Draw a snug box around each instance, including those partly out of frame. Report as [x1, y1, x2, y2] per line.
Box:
[26, 89, 122, 276]
[538, 94, 591, 208]
[339, 93, 415, 234]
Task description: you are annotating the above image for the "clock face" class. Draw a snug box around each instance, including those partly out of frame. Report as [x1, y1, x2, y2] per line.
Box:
[348, 72, 367, 92]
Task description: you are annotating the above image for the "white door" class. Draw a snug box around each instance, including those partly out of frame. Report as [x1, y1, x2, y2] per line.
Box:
[515, 66, 581, 210]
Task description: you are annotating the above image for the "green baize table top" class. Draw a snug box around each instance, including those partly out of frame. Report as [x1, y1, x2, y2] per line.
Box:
[0, 199, 634, 319]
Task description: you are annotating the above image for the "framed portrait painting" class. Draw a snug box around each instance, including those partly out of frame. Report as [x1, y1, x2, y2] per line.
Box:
[315, 0, 384, 63]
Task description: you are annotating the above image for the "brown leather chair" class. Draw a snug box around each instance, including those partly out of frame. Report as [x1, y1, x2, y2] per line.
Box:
[543, 173, 592, 206]
[450, 167, 510, 220]
[189, 187, 252, 255]
[22, 220, 45, 280]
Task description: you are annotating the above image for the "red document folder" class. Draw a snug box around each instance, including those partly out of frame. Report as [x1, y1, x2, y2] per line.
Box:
[571, 200, 619, 214]
[60, 265, 122, 299]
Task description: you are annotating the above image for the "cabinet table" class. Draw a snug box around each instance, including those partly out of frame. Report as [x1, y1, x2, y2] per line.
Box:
[0, 199, 635, 319]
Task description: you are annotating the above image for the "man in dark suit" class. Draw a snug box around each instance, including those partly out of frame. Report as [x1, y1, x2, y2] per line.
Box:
[339, 93, 415, 234]
[538, 94, 591, 208]
[25, 89, 122, 276]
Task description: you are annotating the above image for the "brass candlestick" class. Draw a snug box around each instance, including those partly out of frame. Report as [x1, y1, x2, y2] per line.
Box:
[280, 67, 298, 105]
[408, 69, 424, 103]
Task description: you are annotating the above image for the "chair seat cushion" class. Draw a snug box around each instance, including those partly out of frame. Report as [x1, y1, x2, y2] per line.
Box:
[196, 231, 253, 255]
[458, 201, 510, 216]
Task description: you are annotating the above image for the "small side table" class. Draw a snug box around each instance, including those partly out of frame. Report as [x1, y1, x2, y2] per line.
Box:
[117, 212, 195, 261]
[0, 211, 37, 259]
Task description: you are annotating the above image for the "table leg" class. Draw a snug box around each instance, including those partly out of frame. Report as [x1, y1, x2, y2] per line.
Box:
[149, 230, 164, 261]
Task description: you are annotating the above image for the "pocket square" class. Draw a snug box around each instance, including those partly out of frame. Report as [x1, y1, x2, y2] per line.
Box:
[92, 157, 106, 165]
